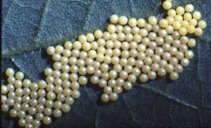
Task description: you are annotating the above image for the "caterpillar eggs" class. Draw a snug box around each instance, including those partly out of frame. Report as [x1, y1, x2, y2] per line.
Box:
[1, 0, 207, 128]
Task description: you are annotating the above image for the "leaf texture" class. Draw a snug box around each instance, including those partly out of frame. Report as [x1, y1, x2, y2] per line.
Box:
[1, 0, 211, 127]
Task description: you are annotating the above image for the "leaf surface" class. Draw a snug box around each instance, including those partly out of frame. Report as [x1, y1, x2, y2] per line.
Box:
[1, 0, 211, 127]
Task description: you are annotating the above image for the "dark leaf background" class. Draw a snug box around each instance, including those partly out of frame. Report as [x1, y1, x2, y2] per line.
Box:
[1, 0, 211, 127]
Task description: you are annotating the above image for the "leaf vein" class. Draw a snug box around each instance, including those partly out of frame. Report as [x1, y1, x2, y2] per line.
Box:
[136, 85, 198, 109]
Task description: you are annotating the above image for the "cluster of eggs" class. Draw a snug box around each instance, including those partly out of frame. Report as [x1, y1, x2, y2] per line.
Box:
[162, 0, 207, 36]
[1, 69, 75, 127]
[1, 0, 207, 127]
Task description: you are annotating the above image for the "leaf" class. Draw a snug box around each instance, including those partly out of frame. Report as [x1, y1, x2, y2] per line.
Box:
[1, 0, 211, 128]
[197, 39, 211, 107]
